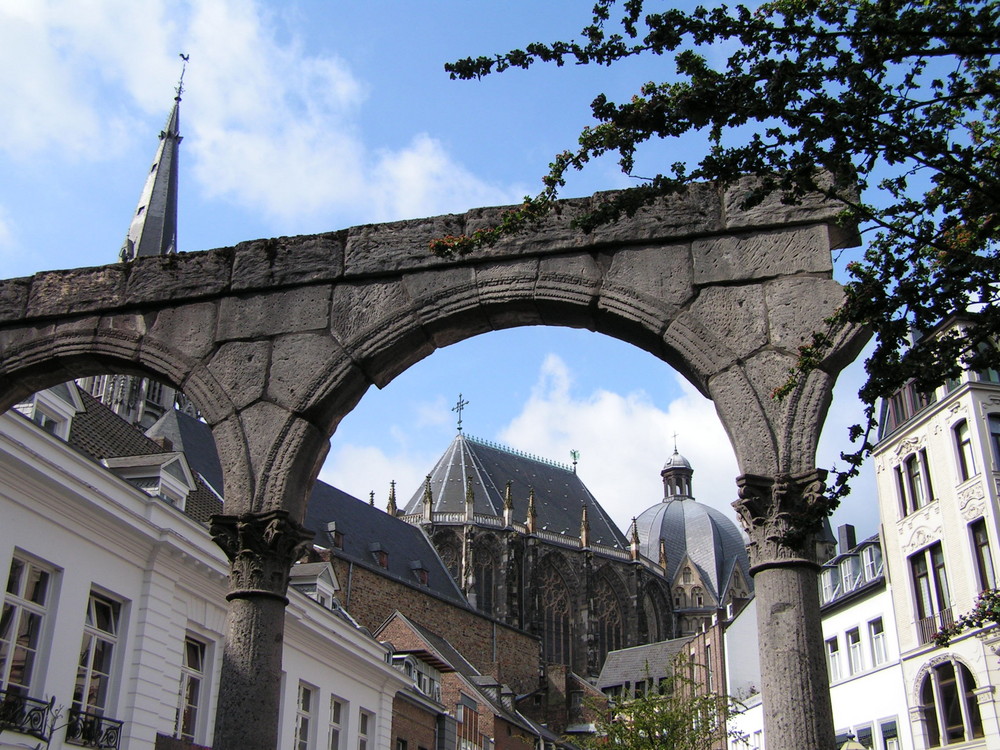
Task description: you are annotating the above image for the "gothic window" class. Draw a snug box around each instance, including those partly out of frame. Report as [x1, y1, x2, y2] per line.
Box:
[674, 587, 686, 608]
[435, 535, 461, 582]
[593, 577, 624, 666]
[920, 660, 984, 746]
[473, 540, 499, 615]
[682, 567, 693, 584]
[538, 564, 571, 665]
[642, 591, 662, 642]
[692, 586, 705, 607]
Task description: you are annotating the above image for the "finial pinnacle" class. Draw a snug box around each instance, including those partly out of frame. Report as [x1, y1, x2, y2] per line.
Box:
[176, 53, 190, 102]
[672, 431, 679, 454]
[453, 393, 470, 433]
[570, 449, 580, 473]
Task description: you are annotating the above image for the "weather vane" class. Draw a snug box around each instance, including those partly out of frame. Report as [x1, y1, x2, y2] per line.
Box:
[570, 449, 580, 473]
[176, 53, 190, 101]
[453, 393, 470, 432]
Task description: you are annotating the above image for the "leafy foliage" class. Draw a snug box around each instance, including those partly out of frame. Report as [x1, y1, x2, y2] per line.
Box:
[433, 0, 1000, 512]
[573, 664, 744, 750]
[935, 588, 1000, 646]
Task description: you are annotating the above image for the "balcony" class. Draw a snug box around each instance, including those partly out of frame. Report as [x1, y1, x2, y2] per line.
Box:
[917, 608, 954, 644]
[65, 707, 124, 749]
[0, 687, 54, 741]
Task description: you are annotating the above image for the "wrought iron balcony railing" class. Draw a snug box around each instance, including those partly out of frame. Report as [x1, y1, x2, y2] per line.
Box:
[917, 607, 955, 644]
[65, 707, 124, 749]
[0, 687, 54, 741]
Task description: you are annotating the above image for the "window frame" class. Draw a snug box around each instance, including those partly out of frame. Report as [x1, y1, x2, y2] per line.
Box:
[296, 681, 316, 750]
[328, 694, 346, 750]
[358, 708, 374, 750]
[847, 628, 864, 675]
[826, 637, 842, 683]
[73, 591, 124, 718]
[910, 543, 952, 643]
[869, 617, 888, 667]
[954, 419, 977, 482]
[1, 554, 55, 698]
[969, 518, 996, 592]
[175, 635, 208, 743]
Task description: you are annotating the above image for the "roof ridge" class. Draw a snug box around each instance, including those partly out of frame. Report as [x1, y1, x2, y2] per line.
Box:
[464, 434, 575, 473]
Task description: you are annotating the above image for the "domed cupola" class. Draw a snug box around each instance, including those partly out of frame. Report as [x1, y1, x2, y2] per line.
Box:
[661, 447, 693, 500]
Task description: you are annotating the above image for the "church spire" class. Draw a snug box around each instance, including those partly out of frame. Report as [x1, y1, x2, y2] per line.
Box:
[386, 480, 398, 516]
[120, 55, 187, 262]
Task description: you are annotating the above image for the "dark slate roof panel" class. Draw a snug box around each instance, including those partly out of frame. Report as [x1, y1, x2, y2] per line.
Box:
[146, 410, 225, 496]
[595, 637, 693, 690]
[402, 434, 628, 549]
[69, 389, 168, 460]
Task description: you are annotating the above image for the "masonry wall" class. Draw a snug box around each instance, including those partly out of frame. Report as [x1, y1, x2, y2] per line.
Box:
[391, 694, 439, 750]
[333, 559, 540, 694]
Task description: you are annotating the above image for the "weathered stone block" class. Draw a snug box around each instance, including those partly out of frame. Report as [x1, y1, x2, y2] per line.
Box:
[763, 276, 845, 351]
[0, 278, 30, 322]
[267, 332, 348, 414]
[687, 284, 769, 360]
[208, 341, 271, 411]
[231, 232, 346, 291]
[723, 174, 845, 230]
[147, 302, 219, 363]
[329, 280, 415, 346]
[27, 266, 127, 317]
[692, 225, 833, 285]
[217, 286, 331, 341]
[344, 215, 464, 277]
[125, 249, 232, 305]
[707, 365, 779, 476]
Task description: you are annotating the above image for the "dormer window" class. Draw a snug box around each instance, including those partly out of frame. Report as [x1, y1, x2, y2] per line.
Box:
[369, 543, 388, 568]
[102, 452, 196, 511]
[410, 561, 429, 586]
[14, 384, 84, 441]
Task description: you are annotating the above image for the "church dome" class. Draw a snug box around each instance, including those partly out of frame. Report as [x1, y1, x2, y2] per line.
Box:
[662, 449, 692, 471]
[638, 452, 751, 603]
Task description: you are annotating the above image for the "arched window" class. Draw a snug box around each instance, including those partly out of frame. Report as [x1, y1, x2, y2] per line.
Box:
[435, 534, 461, 582]
[682, 567, 693, 584]
[539, 564, 571, 666]
[692, 586, 705, 607]
[642, 591, 662, 642]
[920, 660, 984, 746]
[674, 587, 686, 608]
[473, 539, 499, 615]
[593, 577, 624, 666]
[954, 419, 977, 481]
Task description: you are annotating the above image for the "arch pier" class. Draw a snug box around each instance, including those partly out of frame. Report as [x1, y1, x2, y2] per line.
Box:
[0, 181, 868, 750]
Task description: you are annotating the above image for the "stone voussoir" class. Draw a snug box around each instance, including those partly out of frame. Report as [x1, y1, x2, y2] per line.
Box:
[26, 266, 127, 318]
[125, 248, 233, 306]
[231, 232, 346, 291]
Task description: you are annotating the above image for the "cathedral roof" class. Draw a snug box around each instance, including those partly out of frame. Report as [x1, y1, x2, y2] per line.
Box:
[402, 433, 628, 549]
[634, 496, 750, 602]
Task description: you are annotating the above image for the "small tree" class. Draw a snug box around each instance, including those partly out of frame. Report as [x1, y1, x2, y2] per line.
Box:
[574, 666, 745, 750]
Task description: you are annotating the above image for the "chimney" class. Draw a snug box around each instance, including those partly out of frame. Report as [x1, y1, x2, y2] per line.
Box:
[837, 524, 856, 555]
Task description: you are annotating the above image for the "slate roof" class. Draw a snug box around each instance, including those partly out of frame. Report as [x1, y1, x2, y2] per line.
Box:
[595, 637, 693, 691]
[145, 410, 468, 608]
[402, 434, 628, 549]
[67, 388, 222, 523]
[634, 496, 751, 602]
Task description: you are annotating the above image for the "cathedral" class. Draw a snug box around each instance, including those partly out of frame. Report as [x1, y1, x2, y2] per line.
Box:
[395, 429, 753, 677]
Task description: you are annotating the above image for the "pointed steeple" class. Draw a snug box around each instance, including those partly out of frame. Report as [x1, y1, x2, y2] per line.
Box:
[120, 56, 187, 262]
[386, 480, 398, 516]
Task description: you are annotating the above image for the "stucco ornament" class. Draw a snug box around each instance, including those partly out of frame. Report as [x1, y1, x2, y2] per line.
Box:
[210, 510, 314, 602]
[733, 470, 829, 570]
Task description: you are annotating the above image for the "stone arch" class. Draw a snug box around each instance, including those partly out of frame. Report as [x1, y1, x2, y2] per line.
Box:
[641, 584, 669, 643]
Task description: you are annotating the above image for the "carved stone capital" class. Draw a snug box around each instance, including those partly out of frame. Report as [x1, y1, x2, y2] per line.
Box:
[210, 510, 314, 603]
[733, 470, 830, 572]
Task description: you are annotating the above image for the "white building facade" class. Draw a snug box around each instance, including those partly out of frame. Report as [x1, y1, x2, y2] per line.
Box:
[0, 392, 407, 750]
[873, 334, 1000, 749]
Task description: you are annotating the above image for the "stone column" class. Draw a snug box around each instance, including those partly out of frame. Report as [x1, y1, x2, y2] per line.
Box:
[734, 471, 836, 750]
[209, 510, 313, 750]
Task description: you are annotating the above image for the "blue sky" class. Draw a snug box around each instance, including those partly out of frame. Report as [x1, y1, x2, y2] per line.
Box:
[0, 0, 878, 538]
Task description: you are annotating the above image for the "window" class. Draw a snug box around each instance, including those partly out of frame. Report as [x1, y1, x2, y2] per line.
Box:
[73, 592, 122, 718]
[855, 725, 874, 748]
[840, 557, 860, 592]
[296, 682, 315, 750]
[1, 555, 52, 697]
[328, 696, 344, 750]
[989, 414, 1000, 469]
[862, 545, 882, 580]
[896, 450, 934, 516]
[920, 660, 984, 746]
[692, 586, 704, 607]
[869, 618, 888, 667]
[539, 565, 571, 665]
[457, 699, 480, 750]
[821, 568, 839, 602]
[970, 518, 996, 591]
[397, 741, 408, 750]
[847, 629, 864, 674]
[955, 420, 977, 481]
[911, 544, 952, 643]
[704, 643, 713, 691]
[879, 719, 899, 750]
[826, 637, 842, 682]
[682, 567, 693, 584]
[175, 636, 207, 742]
[358, 709, 373, 750]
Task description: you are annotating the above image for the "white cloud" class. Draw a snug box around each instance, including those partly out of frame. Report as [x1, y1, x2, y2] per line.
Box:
[497, 354, 741, 533]
[0, 0, 516, 223]
[319, 443, 432, 510]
